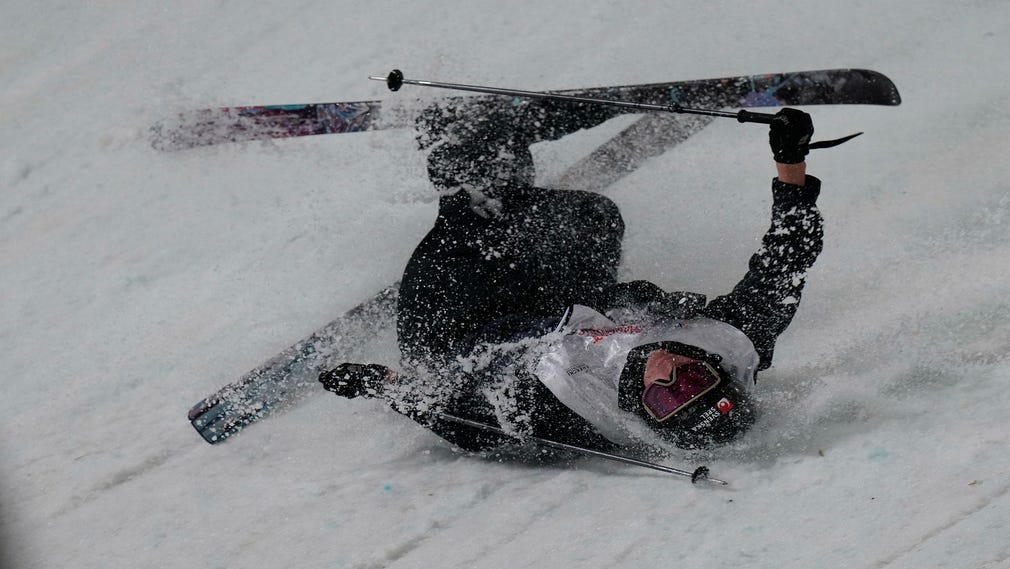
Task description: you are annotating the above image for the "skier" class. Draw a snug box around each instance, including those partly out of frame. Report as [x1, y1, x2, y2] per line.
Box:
[320, 98, 822, 452]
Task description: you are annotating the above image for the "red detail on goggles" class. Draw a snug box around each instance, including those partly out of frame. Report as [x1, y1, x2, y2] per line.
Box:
[641, 360, 722, 422]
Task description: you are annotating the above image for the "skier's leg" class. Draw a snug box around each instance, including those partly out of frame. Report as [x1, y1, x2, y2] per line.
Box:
[496, 186, 625, 313]
[399, 98, 629, 364]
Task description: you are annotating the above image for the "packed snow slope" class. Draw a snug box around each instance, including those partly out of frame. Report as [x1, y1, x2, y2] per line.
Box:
[3, 2, 1010, 568]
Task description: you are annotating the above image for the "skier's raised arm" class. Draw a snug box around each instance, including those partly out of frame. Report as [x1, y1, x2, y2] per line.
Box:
[701, 109, 824, 371]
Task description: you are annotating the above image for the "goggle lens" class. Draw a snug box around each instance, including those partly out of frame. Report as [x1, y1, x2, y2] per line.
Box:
[642, 361, 721, 422]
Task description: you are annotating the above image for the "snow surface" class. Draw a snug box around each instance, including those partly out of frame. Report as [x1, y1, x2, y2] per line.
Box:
[3, 1, 1010, 568]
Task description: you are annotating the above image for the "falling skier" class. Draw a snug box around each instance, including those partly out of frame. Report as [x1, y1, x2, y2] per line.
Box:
[320, 97, 823, 453]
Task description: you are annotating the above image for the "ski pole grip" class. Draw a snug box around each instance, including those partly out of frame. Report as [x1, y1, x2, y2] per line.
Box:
[736, 110, 777, 124]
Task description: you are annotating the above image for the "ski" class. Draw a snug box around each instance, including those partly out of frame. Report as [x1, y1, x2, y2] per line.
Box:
[153, 68, 899, 151]
[187, 68, 901, 444]
[188, 285, 398, 443]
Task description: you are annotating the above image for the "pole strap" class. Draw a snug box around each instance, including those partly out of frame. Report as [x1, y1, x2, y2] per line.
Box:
[809, 131, 863, 149]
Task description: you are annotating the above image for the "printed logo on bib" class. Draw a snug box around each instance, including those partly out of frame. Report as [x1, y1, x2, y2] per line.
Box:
[576, 325, 642, 344]
[566, 364, 590, 376]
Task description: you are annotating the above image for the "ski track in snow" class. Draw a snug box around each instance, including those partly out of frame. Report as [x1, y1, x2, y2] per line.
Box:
[3, 1, 1010, 568]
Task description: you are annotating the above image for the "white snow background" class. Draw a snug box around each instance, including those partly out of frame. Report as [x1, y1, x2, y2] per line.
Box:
[3, 1, 1009, 568]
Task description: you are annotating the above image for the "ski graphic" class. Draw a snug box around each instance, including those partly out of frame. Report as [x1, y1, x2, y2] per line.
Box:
[154, 68, 900, 151]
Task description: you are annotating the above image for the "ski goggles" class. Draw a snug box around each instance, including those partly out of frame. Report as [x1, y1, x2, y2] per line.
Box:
[642, 359, 722, 422]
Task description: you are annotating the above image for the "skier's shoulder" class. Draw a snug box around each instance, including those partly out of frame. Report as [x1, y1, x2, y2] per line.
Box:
[596, 280, 706, 319]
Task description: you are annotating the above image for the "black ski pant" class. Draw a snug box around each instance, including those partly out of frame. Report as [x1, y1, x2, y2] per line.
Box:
[397, 185, 625, 366]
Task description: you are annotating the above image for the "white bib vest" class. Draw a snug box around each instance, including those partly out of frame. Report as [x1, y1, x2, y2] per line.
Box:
[534, 305, 760, 445]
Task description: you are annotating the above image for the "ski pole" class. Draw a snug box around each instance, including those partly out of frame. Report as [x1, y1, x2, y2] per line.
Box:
[370, 69, 776, 125]
[435, 412, 728, 485]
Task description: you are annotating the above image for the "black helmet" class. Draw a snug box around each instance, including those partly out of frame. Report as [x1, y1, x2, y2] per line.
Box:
[618, 341, 756, 449]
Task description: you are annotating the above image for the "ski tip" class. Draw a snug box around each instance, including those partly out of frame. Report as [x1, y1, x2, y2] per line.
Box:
[850, 68, 902, 106]
[189, 398, 255, 445]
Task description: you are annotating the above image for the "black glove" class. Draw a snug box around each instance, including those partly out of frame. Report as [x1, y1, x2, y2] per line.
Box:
[769, 108, 814, 164]
[319, 363, 389, 399]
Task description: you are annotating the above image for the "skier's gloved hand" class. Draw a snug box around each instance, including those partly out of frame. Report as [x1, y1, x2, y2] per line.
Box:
[769, 108, 814, 164]
[319, 363, 390, 399]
